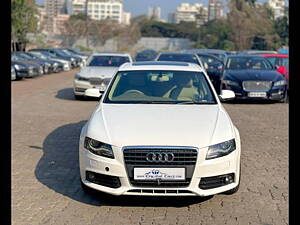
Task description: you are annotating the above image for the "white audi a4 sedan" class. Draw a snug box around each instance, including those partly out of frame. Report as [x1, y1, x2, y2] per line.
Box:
[79, 61, 241, 197]
[73, 52, 133, 100]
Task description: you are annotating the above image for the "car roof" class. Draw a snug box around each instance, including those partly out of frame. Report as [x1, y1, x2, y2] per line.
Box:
[158, 52, 197, 56]
[260, 54, 289, 58]
[226, 54, 266, 58]
[118, 61, 204, 72]
[91, 52, 131, 57]
[187, 49, 227, 54]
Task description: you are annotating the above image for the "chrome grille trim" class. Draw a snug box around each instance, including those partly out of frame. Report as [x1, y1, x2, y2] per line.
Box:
[89, 77, 111, 85]
[242, 81, 272, 91]
[123, 146, 198, 166]
[123, 146, 198, 188]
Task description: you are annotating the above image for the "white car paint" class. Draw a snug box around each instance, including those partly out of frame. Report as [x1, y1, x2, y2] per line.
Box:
[73, 53, 133, 98]
[79, 62, 241, 196]
[11, 66, 16, 81]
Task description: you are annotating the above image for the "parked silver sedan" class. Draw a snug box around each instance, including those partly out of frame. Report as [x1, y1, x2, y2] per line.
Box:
[73, 52, 133, 100]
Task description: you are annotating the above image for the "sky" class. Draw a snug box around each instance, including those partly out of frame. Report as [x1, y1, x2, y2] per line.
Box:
[36, 0, 283, 20]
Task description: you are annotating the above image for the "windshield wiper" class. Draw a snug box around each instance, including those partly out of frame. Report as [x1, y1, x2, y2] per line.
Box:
[177, 101, 216, 105]
[138, 101, 179, 104]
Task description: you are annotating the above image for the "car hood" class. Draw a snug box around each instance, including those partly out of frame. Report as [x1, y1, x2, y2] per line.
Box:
[223, 69, 283, 82]
[12, 60, 40, 68]
[79, 66, 118, 78]
[85, 104, 235, 148]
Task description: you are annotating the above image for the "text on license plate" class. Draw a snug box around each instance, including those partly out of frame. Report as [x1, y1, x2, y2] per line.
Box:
[134, 168, 185, 180]
[248, 92, 267, 97]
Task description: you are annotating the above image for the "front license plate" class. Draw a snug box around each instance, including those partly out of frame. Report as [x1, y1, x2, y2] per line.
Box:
[248, 92, 267, 97]
[134, 168, 185, 180]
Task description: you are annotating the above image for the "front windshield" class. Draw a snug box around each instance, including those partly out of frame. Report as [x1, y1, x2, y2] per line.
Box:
[104, 70, 217, 104]
[87, 55, 130, 67]
[19, 53, 34, 60]
[61, 49, 73, 56]
[51, 49, 69, 57]
[12, 55, 26, 61]
[266, 57, 289, 67]
[226, 57, 273, 70]
[211, 54, 225, 61]
[157, 54, 200, 66]
[30, 52, 47, 59]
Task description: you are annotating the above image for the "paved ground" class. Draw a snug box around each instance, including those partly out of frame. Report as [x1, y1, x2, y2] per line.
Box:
[12, 70, 288, 225]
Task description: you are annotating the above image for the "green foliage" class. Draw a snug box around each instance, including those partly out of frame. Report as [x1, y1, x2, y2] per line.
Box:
[12, 0, 38, 43]
[274, 16, 289, 46]
[198, 19, 233, 50]
[138, 19, 198, 40]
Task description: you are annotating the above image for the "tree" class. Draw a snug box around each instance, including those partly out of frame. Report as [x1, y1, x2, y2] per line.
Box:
[198, 19, 234, 50]
[12, 0, 38, 50]
[227, 0, 278, 50]
[274, 16, 289, 46]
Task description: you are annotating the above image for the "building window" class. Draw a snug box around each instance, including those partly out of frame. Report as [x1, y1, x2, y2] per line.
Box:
[112, 5, 120, 9]
[112, 11, 119, 14]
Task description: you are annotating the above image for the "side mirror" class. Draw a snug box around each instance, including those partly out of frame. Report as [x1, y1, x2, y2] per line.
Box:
[274, 65, 280, 70]
[219, 90, 235, 101]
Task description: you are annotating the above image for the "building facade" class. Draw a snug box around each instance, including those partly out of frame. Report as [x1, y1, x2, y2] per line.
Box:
[267, 0, 286, 19]
[173, 3, 208, 25]
[70, 0, 129, 24]
[45, 0, 66, 32]
[208, 0, 224, 21]
[148, 7, 161, 20]
[53, 14, 70, 34]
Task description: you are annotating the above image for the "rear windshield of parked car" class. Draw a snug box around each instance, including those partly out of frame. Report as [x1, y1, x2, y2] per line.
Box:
[157, 54, 200, 66]
[87, 55, 130, 67]
[226, 57, 273, 70]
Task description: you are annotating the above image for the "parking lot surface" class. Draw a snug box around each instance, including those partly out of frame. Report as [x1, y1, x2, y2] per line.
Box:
[12, 70, 288, 225]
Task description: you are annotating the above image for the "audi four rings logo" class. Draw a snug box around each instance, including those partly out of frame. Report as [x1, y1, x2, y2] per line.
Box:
[146, 152, 175, 162]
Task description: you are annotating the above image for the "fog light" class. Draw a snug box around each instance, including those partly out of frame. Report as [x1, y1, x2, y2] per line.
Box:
[224, 174, 234, 184]
[86, 171, 95, 181]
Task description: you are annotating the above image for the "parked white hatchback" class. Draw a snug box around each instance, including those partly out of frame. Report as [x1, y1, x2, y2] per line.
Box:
[79, 61, 241, 196]
[73, 52, 133, 100]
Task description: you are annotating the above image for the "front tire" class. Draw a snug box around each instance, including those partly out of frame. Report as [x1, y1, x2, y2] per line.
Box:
[279, 91, 288, 103]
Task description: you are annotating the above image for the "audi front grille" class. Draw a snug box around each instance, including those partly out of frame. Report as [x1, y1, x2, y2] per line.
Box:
[242, 81, 272, 92]
[123, 146, 198, 188]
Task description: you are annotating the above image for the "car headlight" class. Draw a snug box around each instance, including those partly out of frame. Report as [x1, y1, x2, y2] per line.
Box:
[206, 139, 236, 160]
[222, 80, 240, 87]
[84, 137, 114, 158]
[75, 73, 89, 81]
[53, 62, 58, 67]
[14, 64, 25, 70]
[71, 57, 75, 61]
[273, 80, 286, 86]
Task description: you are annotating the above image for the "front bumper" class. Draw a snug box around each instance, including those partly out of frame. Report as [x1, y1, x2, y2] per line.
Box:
[79, 142, 241, 196]
[73, 79, 107, 97]
[223, 84, 287, 101]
